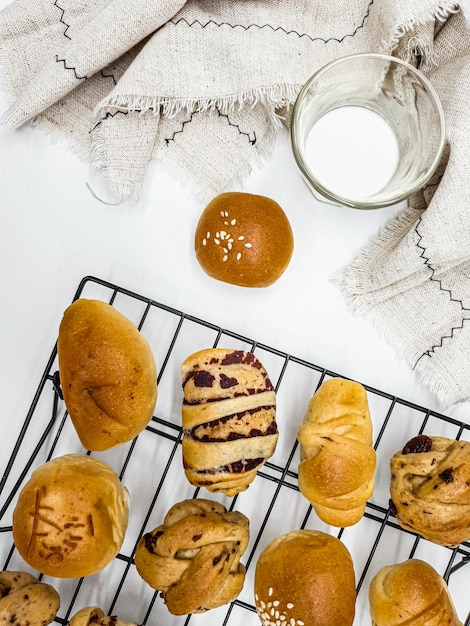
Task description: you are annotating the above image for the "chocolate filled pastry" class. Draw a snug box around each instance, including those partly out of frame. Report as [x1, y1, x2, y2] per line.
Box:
[134, 498, 249, 615]
[68, 606, 142, 625]
[12, 454, 129, 578]
[390, 435, 470, 547]
[181, 348, 279, 496]
[296, 377, 376, 526]
[0, 571, 60, 626]
[369, 559, 463, 625]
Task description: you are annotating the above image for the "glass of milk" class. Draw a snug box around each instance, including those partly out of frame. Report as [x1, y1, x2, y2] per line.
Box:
[290, 53, 446, 209]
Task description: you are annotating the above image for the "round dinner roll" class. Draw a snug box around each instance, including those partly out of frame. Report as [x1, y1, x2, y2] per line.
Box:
[12, 454, 129, 578]
[57, 298, 158, 451]
[254, 529, 356, 626]
[194, 192, 294, 287]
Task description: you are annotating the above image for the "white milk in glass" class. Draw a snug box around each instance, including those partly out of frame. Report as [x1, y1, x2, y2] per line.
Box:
[305, 106, 399, 199]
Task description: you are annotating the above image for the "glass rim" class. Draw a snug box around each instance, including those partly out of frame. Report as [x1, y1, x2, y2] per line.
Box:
[290, 52, 447, 210]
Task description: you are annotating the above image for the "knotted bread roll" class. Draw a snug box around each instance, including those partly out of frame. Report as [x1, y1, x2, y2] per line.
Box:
[134, 498, 249, 615]
[0, 570, 60, 626]
[68, 606, 142, 625]
[390, 435, 470, 547]
[297, 377, 376, 526]
[181, 348, 279, 496]
[369, 559, 463, 625]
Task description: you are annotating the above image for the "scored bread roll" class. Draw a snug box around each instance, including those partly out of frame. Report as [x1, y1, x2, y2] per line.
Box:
[194, 191, 294, 288]
[297, 377, 376, 526]
[57, 298, 158, 451]
[181, 348, 279, 496]
[0, 570, 60, 626]
[12, 454, 129, 578]
[134, 498, 249, 615]
[369, 559, 463, 625]
[390, 434, 470, 547]
[254, 529, 356, 626]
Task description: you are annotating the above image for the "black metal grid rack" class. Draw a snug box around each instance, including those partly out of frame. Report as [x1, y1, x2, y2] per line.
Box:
[1, 275, 469, 625]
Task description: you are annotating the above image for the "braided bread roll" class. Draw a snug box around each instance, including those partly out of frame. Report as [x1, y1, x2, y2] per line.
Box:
[181, 348, 278, 496]
[68, 606, 141, 625]
[369, 559, 463, 625]
[390, 435, 470, 547]
[134, 498, 249, 615]
[0, 570, 60, 626]
[297, 377, 376, 526]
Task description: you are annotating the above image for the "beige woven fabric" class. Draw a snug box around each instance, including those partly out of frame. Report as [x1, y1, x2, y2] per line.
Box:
[1, 0, 470, 406]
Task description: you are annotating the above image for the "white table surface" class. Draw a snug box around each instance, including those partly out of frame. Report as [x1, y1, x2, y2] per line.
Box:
[1, 23, 469, 625]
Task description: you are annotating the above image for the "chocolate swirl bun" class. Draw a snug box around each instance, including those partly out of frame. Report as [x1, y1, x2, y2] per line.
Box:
[68, 606, 142, 625]
[0, 570, 60, 626]
[181, 348, 279, 496]
[390, 435, 470, 547]
[134, 498, 249, 615]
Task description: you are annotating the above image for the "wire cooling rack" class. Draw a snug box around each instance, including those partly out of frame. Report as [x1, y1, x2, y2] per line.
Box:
[1, 275, 469, 626]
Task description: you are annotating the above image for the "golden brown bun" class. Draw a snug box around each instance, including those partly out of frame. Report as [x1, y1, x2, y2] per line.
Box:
[134, 498, 249, 615]
[181, 348, 278, 496]
[68, 606, 142, 625]
[194, 192, 294, 288]
[390, 435, 470, 547]
[12, 454, 129, 578]
[0, 570, 60, 626]
[57, 298, 158, 451]
[297, 377, 376, 526]
[254, 529, 356, 626]
[369, 559, 463, 625]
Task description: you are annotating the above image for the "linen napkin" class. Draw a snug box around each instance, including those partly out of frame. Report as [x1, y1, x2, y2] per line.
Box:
[1, 0, 470, 407]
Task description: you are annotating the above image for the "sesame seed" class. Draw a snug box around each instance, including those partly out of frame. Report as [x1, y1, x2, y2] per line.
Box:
[290, 620, 295, 626]
[238, 235, 245, 240]
[273, 601, 279, 607]
[220, 211, 224, 217]
[297, 621, 304, 625]
[214, 239, 220, 245]
[228, 242, 232, 250]
[268, 588, 273, 597]
[202, 239, 207, 246]
[223, 255, 228, 262]
[236, 252, 242, 261]
[224, 210, 229, 217]
[245, 243, 252, 248]
[286, 604, 294, 610]
[231, 218, 236, 225]
[206, 231, 210, 239]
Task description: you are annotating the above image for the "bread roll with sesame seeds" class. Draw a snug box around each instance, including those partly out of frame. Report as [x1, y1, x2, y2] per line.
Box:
[254, 530, 356, 626]
[194, 192, 294, 288]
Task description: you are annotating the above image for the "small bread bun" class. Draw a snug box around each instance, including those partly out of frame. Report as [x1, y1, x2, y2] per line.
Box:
[57, 298, 158, 451]
[0, 570, 60, 626]
[12, 454, 129, 578]
[297, 377, 376, 526]
[68, 606, 142, 625]
[135, 498, 249, 615]
[194, 192, 294, 288]
[181, 348, 279, 496]
[390, 435, 470, 547]
[254, 530, 356, 626]
[369, 559, 463, 625]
